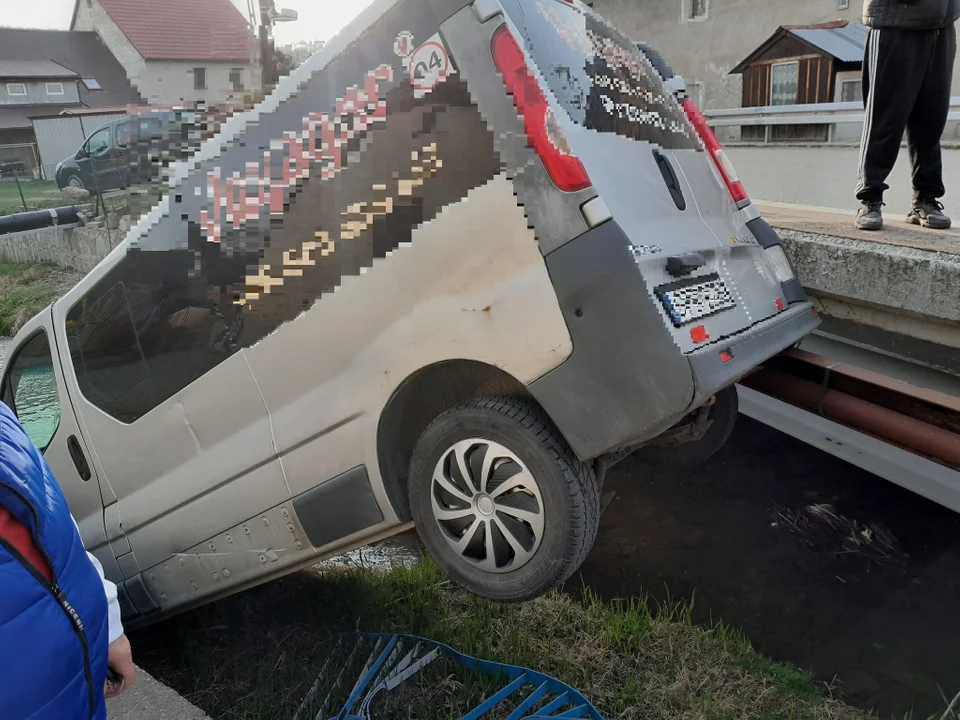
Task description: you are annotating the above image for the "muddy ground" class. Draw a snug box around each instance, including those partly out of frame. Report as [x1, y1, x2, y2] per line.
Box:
[580, 415, 960, 717]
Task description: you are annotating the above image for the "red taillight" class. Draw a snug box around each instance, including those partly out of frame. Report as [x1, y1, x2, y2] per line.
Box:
[680, 97, 749, 204]
[491, 25, 591, 193]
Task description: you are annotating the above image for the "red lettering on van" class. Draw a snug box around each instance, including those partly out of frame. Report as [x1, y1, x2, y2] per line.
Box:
[199, 64, 394, 244]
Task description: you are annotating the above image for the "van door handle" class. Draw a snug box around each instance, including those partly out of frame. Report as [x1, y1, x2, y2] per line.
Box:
[67, 435, 92, 482]
[653, 150, 687, 211]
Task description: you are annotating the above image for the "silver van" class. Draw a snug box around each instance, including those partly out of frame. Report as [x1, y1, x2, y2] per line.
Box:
[0, 0, 818, 623]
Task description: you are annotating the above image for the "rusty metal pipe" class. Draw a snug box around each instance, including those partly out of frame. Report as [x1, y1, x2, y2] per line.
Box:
[742, 368, 960, 467]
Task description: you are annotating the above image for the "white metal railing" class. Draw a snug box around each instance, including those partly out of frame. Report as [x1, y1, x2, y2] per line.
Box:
[703, 98, 960, 142]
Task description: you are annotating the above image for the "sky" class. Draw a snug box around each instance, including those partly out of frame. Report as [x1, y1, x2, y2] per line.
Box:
[2, 0, 376, 45]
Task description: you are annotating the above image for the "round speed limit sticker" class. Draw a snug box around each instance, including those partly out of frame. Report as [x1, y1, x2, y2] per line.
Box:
[410, 40, 450, 92]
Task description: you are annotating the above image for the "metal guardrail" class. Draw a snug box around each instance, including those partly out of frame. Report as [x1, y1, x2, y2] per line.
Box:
[704, 98, 960, 142]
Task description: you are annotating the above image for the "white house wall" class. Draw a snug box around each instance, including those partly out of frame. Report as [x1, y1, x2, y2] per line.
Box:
[591, 0, 960, 110]
[73, 0, 148, 95]
[73, 0, 259, 106]
[136, 61, 260, 105]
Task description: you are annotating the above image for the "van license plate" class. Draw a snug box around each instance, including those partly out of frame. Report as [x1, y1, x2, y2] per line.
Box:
[656, 274, 736, 327]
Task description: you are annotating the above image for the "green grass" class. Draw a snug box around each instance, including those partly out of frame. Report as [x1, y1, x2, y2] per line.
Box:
[131, 557, 874, 720]
[0, 260, 82, 335]
[0, 179, 65, 215]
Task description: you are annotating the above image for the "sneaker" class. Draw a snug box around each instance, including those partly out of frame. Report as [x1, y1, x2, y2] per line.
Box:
[907, 200, 952, 230]
[856, 201, 884, 231]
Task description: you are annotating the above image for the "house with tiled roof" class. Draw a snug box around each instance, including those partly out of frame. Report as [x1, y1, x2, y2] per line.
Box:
[71, 0, 261, 105]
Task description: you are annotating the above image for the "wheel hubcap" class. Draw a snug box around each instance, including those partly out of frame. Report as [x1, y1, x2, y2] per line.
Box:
[475, 494, 495, 516]
[431, 438, 545, 574]
[69, 177, 81, 188]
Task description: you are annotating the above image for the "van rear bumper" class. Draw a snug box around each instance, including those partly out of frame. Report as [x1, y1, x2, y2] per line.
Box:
[527, 219, 820, 462]
[687, 301, 821, 408]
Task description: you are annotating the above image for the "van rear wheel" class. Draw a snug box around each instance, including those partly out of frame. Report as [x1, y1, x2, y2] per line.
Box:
[408, 398, 599, 602]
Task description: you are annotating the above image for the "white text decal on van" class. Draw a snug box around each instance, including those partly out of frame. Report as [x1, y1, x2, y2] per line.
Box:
[199, 65, 395, 245]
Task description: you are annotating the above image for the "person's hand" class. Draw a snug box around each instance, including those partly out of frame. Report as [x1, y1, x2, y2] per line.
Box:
[105, 634, 136, 698]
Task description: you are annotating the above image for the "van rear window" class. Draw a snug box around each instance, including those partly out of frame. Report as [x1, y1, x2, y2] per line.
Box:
[504, 0, 698, 150]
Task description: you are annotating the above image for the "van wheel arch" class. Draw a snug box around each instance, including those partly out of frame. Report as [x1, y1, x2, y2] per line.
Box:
[376, 360, 533, 522]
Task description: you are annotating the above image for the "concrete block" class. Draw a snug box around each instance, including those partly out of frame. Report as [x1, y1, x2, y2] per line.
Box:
[61, 186, 92, 204]
[0, 223, 124, 273]
[760, 203, 960, 350]
[778, 228, 960, 325]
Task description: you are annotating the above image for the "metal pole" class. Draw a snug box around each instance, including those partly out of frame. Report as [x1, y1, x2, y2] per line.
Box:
[259, 0, 278, 89]
[90, 156, 111, 246]
[14, 172, 27, 212]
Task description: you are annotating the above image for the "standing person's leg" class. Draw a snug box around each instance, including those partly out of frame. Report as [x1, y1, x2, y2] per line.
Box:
[906, 24, 957, 229]
[855, 28, 928, 229]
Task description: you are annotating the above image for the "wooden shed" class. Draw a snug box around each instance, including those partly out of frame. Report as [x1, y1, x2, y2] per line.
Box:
[730, 20, 866, 141]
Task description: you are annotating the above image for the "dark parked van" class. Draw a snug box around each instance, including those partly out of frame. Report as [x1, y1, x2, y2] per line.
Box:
[3, 0, 818, 626]
[54, 110, 203, 193]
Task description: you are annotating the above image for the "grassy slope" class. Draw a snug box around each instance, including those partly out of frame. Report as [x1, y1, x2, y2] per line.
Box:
[0, 180, 64, 215]
[0, 260, 82, 336]
[133, 560, 873, 720]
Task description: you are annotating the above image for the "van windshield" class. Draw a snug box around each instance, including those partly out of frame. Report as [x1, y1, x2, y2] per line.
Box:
[502, 0, 698, 150]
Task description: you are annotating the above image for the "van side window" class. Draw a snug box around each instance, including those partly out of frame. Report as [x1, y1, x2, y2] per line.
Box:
[67, 282, 148, 422]
[0, 332, 62, 452]
[85, 126, 111, 156]
[66, 247, 240, 424]
[116, 122, 133, 149]
[505, 0, 698, 150]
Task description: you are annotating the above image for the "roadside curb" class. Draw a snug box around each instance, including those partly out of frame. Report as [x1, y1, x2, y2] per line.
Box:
[107, 666, 210, 720]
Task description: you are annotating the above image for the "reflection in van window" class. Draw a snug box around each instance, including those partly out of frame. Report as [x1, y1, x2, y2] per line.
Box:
[68, 281, 148, 422]
[1, 332, 61, 451]
[66, 242, 253, 424]
[506, 0, 697, 150]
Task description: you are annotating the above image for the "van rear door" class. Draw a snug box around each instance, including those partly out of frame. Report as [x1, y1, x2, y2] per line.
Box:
[500, 0, 788, 353]
[501, 0, 719, 257]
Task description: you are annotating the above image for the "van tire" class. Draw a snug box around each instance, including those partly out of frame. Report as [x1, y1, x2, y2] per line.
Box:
[639, 385, 739, 468]
[408, 398, 599, 602]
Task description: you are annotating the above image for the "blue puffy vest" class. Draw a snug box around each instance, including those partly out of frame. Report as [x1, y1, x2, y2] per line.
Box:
[0, 402, 109, 720]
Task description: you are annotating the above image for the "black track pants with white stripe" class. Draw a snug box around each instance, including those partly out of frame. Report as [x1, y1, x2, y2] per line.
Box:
[856, 24, 957, 204]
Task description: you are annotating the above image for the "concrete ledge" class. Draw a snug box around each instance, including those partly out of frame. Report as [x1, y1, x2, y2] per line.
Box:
[760, 204, 960, 322]
[0, 224, 124, 273]
[760, 203, 960, 256]
[107, 666, 210, 720]
[758, 203, 960, 351]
